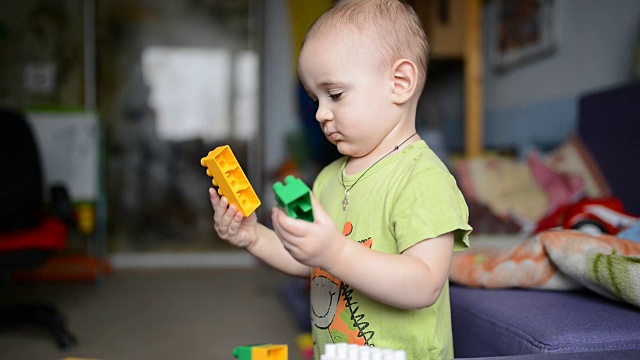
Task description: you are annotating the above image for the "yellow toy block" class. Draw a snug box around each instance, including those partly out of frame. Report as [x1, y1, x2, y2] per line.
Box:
[201, 145, 261, 217]
[251, 344, 288, 360]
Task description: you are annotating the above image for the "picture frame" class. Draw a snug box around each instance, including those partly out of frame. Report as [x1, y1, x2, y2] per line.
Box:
[493, 0, 557, 70]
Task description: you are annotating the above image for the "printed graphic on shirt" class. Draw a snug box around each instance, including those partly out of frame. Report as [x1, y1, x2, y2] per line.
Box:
[310, 221, 374, 346]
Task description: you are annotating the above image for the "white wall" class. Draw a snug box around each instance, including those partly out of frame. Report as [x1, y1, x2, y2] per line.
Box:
[474, 0, 640, 152]
[484, 0, 640, 109]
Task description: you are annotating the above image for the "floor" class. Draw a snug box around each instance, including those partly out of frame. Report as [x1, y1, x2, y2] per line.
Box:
[0, 266, 307, 360]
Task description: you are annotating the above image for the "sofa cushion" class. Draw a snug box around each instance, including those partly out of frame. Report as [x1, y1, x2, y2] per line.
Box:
[451, 285, 640, 357]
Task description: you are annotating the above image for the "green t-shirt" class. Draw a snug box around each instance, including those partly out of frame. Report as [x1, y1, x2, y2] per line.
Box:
[310, 140, 471, 360]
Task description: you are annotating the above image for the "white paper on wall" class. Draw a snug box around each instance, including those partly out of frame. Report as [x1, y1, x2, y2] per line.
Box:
[27, 112, 99, 201]
[142, 46, 232, 142]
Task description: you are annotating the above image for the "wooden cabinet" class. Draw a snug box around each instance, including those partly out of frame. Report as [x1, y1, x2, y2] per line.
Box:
[414, 0, 484, 157]
[414, 0, 466, 59]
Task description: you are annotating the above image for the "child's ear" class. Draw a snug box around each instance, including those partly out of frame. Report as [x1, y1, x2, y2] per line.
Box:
[390, 59, 418, 104]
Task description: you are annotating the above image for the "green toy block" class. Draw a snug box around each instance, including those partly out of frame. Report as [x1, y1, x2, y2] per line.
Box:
[273, 175, 314, 222]
[233, 345, 256, 360]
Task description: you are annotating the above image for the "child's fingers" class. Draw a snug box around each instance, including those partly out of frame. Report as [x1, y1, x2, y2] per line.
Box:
[209, 187, 221, 207]
[210, 188, 237, 217]
[272, 210, 298, 254]
[226, 210, 245, 233]
[271, 208, 291, 239]
[272, 206, 308, 238]
[309, 192, 321, 211]
[217, 199, 236, 225]
[308, 193, 328, 223]
[215, 209, 239, 239]
[212, 193, 233, 226]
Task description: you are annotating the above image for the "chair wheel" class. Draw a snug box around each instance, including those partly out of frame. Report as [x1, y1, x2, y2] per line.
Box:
[55, 331, 77, 350]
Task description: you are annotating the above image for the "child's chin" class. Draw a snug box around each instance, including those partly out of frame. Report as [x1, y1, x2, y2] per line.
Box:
[334, 142, 349, 155]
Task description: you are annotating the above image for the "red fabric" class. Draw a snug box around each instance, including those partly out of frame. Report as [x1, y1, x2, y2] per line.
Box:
[0, 217, 67, 252]
[527, 151, 585, 213]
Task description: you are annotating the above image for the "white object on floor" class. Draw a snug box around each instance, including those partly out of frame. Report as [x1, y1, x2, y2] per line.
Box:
[321, 343, 406, 360]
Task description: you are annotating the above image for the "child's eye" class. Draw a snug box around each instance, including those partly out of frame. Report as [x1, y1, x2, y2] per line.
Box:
[329, 92, 343, 101]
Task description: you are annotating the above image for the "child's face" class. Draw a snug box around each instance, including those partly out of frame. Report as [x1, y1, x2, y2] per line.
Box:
[298, 32, 400, 159]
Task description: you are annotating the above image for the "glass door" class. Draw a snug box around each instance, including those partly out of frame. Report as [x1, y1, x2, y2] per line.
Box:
[97, 0, 262, 254]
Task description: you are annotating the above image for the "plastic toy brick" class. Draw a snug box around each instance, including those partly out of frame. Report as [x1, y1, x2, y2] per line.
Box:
[201, 145, 261, 217]
[232, 344, 288, 360]
[322, 343, 406, 360]
[273, 175, 314, 222]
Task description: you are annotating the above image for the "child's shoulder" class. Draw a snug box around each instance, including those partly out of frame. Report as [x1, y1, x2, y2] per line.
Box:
[402, 141, 447, 170]
[397, 141, 459, 185]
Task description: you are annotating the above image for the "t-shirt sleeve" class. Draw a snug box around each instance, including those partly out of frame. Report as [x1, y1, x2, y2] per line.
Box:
[391, 168, 472, 253]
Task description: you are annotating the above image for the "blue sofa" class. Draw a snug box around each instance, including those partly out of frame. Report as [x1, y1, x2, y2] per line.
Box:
[451, 82, 640, 358]
[451, 286, 640, 358]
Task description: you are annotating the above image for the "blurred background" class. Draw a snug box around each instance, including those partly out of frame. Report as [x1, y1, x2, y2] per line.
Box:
[2, 0, 639, 260]
[1, 0, 639, 359]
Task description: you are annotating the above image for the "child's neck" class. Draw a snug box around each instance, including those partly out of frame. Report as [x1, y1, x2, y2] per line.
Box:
[345, 131, 419, 175]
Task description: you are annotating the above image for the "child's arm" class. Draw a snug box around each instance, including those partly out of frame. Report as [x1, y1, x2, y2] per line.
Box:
[209, 187, 310, 278]
[272, 193, 454, 309]
[325, 231, 454, 310]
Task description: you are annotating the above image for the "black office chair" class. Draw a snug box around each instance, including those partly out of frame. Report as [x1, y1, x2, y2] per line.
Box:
[0, 108, 77, 349]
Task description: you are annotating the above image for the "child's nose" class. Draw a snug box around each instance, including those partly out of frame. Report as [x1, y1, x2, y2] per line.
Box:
[315, 103, 333, 122]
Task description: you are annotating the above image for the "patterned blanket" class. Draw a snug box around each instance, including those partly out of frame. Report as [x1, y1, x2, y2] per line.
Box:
[450, 230, 640, 308]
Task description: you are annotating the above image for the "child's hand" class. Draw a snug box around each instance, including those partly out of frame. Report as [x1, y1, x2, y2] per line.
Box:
[209, 187, 258, 249]
[271, 193, 345, 269]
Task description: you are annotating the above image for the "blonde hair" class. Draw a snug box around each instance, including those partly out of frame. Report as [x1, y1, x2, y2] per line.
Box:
[305, 0, 430, 93]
